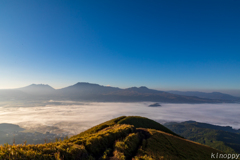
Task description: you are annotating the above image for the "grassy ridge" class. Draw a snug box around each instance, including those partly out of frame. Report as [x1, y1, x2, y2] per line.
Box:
[0, 116, 226, 160]
[117, 116, 180, 137]
[67, 124, 135, 157]
[71, 116, 126, 138]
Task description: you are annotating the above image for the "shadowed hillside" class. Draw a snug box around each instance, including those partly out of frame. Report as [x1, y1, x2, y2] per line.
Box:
[165, 121, 240, 154]
[0, 116, 226, 159]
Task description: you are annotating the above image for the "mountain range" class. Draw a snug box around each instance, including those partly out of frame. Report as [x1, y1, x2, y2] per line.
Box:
[0, 82, 239, 103]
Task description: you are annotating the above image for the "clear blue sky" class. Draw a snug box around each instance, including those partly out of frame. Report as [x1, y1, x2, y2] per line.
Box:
[0, 0, 240, 91]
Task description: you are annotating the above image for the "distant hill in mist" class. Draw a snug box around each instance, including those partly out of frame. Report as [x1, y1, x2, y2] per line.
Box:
[0, 123, 24, 133]
[0, 82, 238, 103]
[167, 90, 240, 102]
[0, 89, 30, 100]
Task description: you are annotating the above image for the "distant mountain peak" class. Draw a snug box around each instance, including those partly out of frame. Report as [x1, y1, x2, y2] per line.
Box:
[126, 86, 151, 91]
[128, 87, 137, 89]
[30, 84, 50, 87]
[76, 82, 90, 85]
[74, 82, 100, 86]
[139, 86, 149, 89]
[127, 86, 149, 89]
[17, 84, 56, 95]
[21, 83, 54, 89]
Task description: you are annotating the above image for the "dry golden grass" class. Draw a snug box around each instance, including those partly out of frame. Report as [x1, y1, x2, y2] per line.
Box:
[0, 116, 227, 160]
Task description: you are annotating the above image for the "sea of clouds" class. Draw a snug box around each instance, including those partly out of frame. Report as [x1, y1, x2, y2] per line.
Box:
[0, 102, 239, 134]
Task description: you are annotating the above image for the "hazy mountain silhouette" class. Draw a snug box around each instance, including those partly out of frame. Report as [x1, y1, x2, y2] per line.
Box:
[18, 84, 56, 95]
[0, 89, 30, 100]
[0, 84, 56, 101]
[167, 90, 240, 102]
[58, 83, 222, 103]
[59, 82, 121, 98]
[0, 82, 235, 103]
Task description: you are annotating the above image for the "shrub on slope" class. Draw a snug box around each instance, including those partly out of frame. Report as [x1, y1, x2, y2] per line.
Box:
[113, 132, 141, 159]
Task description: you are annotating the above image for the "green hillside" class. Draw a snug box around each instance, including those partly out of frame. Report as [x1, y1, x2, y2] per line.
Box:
[165, 121, 240, 154]
[0, 116, 226, 160]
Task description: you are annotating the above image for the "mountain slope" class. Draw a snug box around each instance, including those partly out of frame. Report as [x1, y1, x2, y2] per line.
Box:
[165, 121, 240, 154]
[0, 116, 225, 160]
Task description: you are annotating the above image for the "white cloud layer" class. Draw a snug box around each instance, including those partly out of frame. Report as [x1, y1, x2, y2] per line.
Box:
[0, 102, 239, 134]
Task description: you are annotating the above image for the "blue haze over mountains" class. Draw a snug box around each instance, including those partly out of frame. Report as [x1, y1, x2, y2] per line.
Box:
[0, 82, 239, 103]
[167, 91, 240, 102]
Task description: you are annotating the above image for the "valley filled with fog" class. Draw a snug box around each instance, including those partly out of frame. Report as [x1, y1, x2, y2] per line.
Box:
[0, 101, 240, 135]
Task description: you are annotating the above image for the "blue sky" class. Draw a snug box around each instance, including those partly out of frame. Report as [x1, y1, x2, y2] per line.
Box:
[0, 0, 240, 92]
